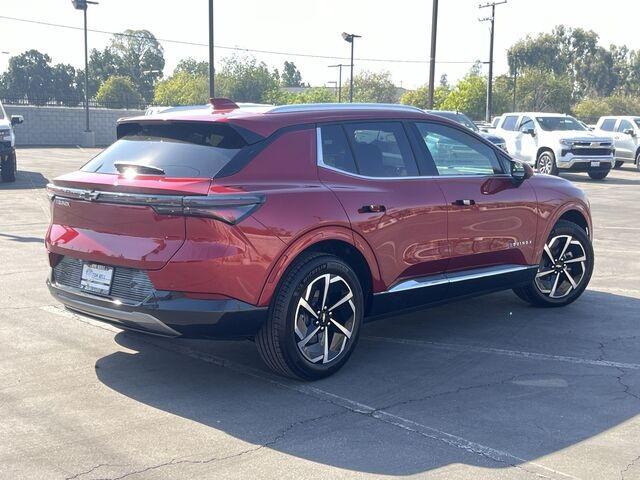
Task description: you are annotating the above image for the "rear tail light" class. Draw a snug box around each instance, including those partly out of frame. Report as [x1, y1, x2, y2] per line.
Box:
[47, 184, 265, 225]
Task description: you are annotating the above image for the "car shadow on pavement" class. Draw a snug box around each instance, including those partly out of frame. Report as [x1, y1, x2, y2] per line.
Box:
[0, 232, 44, 243]
[94, 289, 640, 476]
[0, 170, 49, 190]
[562, 172, 640, 186]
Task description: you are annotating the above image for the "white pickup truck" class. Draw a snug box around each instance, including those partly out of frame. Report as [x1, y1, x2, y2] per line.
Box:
[0, 99, 23, 182]
[494, 112, 615, 180]
[595, 116, 640, 171]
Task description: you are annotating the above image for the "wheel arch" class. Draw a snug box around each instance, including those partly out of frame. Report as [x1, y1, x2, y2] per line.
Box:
[535, 203, 592, 264]
[257, 227, 382, 314]
[536, 147, 555, 164]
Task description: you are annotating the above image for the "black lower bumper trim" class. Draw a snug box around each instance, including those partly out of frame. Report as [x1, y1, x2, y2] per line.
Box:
[47, 280, 268, 339]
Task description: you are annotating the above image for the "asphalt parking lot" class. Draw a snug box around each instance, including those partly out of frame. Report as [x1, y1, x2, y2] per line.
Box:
[2, 148, 640, 480]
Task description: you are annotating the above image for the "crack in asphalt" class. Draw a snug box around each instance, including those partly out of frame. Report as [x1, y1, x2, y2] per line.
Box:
[67, 411, 345, 480]
[621, 454, 640, 480]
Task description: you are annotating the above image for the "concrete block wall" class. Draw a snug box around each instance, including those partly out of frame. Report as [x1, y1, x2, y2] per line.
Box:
[4, 105, 145, 147]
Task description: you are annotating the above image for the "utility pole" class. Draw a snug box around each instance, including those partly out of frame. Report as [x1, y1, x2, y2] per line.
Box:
[427, 0, 439, 109]
[329, 64, 347, 102]
[72, 0, 98, 146]
[342, 33, 361, 103]
[208, 0, 215, 98]
[479, 0, 506, 123]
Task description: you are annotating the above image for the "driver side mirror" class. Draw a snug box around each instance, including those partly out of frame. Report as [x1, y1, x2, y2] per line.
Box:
[523, 127, 535, 136]
[10, 115, 24, 126]
[510, 161, 533, 185]
[624, 128, 635, 137]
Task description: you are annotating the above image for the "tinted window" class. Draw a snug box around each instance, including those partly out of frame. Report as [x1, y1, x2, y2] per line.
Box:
[342, 122, 419, 177]
[617, 119, 634, 133]
[600, 119, 616, 131]
[519, 116, 534, 132]
[501, 115, 518, 131]
[415, 122, 503, 176]
[536, 116, 586, 131]
[432, 111, 478, 131]
[82, 122, 247, 178]
[319, 125, 357, 174]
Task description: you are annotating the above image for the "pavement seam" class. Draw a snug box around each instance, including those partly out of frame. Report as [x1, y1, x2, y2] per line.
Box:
[621, 454, 640, 480]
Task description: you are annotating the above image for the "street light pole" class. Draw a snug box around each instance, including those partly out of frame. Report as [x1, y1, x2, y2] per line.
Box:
[208, 0, 215, 98]
[479, 0, 506, 123]
[329, 64, 346, 102]
[72, 0, 98, 137]
[427, 0, 439, 109]
[342, 33, 361, 103]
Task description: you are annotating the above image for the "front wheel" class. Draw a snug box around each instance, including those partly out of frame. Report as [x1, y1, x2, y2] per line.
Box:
[514, 220, 593, 307]
[537, 150, 558, 176]
[0, 152, 16, 182]
[256, 252, 364, 380]
[588, 170, 609, 180]
[636, 152, 640, 172]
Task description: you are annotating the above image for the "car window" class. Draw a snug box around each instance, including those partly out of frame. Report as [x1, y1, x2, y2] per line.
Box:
[617, 119, 634, 133]
[319, 125, 358, 174]
[600, 119, 616, 131]
[536, 116, 586, 131]
[342, 122, 419, 178]
[501, 115, 518, 131]
[492, 116, 501, 127]
[519, 116, 534, 132]
[415, 122, 503, 176]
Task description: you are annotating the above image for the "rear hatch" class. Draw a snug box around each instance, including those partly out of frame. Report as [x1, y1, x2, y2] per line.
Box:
[47, 120, 254, 270]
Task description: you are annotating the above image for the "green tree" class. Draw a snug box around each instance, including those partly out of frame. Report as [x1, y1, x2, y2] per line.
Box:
[216, 56, 279, 103]
[109, 29, 165, 102]
[174, 58, 209, 77]
[96, 75, 143, 109]
[84, 47, 121, 98]
[51, 64, 80, 106]
[440, 73, 487, 119]
[349, 71, 398, 103]
[153, 71, 209, 106]
[400, 83, 450, 110]
[515, 69, 573, 113]
[1, 49, 54, 105]
[281, 61, 303, 87]
[292, 87, 336, 104]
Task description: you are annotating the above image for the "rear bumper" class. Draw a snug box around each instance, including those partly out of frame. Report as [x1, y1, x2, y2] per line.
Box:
[47, 278, 268, 339]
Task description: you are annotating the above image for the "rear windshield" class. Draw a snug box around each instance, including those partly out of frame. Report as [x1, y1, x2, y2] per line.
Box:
[82, 122, 248, 178]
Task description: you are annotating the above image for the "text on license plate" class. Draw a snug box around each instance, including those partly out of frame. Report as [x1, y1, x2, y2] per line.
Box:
[590, 161, 600, 167]
[80, 263, 114, 295]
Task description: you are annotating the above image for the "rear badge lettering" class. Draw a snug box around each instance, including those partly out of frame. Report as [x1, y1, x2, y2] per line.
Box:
[509, 240, 533, 248]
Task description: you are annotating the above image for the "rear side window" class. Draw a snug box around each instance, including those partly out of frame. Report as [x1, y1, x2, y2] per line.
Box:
[617, 119, 633, 133]
[82, 122, 248, 178]
[342, 122, 419, 177]
[600, 119, 616, 131]
[519, 117, 534, 132]
[501, 116, 518, 131]
[415, 122, 503, 176]
[319, 125, 358, 174]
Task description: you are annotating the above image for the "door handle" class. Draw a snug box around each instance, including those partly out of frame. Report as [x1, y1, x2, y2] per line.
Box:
[358, 204, 386, 213]
[452, 199, 476, 206]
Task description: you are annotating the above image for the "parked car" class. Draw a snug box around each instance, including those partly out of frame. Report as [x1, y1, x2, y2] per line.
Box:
[595, 116, 640, 170]
[45, 102, 595, 380]
[495, 112, 615, 179]
[0, 99, 24, 182]
[426, 110, 507, 150]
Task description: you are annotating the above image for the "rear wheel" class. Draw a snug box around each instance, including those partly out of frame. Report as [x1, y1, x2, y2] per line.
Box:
[256, 252, 364, 380]
[588, 170, 609, 180]
[514, 220, 593, 307]
[636, 152, 640, 172]
[537, 150, 558, 176]
[614, 160, 624, 169]
[1, 152, 16, 182]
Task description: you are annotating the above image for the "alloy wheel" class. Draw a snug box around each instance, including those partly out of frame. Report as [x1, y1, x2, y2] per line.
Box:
[294, 273, 356, 364]
[538, 154, 553, 174]
[534, 235, 587, 299]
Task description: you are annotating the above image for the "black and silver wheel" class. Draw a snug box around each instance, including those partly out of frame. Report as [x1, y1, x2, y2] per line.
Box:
[256, 252, 364, 380]
[537, 150, 558, 176]
[614, 160, 624, 169]
[0, 152, 16, 182]
[636, 151, 640, 172]
[514, 220, 593, 307]
[588, 169, 609, 180]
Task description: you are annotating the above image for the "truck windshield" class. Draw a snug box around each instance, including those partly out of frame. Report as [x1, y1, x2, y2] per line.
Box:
[536, 116, 586, 132]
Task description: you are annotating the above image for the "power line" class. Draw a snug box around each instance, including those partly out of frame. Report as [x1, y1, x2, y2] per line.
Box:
[0, 15, 479, 65]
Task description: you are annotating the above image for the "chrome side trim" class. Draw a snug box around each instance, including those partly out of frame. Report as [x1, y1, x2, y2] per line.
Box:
[376, 264, 537, 296]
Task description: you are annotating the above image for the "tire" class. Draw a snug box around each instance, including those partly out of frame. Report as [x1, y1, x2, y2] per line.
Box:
[513, 220, 593, 308]
[1, 152, 16, 182]
[588, 170, 609, 180]
[256, 252, 364, 380]
[636, 152, 640, 172]
[614, 160, 624, 169]
[536, 150, 558, 176]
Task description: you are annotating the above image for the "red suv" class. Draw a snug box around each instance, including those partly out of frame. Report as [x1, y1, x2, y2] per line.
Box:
[45, 102, 594, 380]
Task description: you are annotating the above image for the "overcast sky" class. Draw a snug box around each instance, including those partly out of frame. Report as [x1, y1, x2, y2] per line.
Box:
[0, 0, 635, 90]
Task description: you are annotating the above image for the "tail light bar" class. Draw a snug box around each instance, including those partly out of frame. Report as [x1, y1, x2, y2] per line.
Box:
[46, 184, 265, 225]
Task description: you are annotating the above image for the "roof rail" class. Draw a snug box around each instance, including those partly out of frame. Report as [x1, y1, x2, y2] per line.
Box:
[268, 103, 424, 114]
